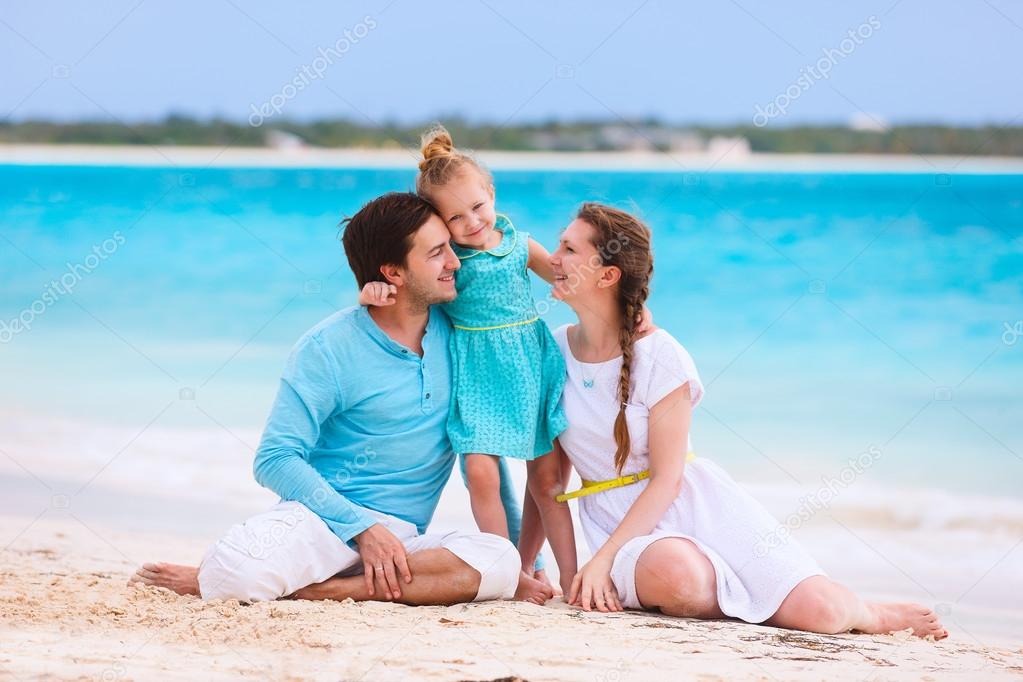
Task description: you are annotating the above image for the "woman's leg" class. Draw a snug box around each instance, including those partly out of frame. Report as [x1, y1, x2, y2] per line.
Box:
[765, 575, 948, 639]
[463, 453, 510, 537]
[634, 538, 725, 619]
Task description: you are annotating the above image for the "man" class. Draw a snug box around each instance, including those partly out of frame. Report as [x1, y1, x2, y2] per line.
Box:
[130, 192, 540, 605]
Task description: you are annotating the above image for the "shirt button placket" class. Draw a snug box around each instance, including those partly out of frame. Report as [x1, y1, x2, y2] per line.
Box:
[421, 363, 433, 413]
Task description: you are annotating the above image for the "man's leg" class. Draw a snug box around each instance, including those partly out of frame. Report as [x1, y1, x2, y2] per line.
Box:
[293, 528, 520, 605]
[290, 547, 480, 605]
[130, 501, 361, 602]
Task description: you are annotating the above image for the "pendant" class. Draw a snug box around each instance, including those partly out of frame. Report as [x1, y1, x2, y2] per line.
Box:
[583, 379, 594, 388]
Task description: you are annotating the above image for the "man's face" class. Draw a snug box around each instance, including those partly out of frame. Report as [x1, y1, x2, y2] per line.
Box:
[401, 214, 461, 308]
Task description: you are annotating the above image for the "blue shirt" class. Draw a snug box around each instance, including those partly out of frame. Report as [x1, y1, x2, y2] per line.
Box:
[252, 306, 454, 542]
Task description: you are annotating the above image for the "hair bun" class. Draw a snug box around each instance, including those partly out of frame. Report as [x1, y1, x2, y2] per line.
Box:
[419, 125, 455, 171]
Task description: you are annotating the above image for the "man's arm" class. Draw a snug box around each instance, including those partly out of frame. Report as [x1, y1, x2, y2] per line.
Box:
[254, 334, 415, 598]
[253, 335, 376, 542]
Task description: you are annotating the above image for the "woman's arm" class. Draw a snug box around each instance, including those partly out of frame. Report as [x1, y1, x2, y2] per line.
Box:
[569, 382, 694, 611]
[527, 237, 556, 283]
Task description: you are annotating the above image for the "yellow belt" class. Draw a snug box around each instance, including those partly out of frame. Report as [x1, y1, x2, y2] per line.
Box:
[556, 452, 696, 503]
[452, 316, 538, 332]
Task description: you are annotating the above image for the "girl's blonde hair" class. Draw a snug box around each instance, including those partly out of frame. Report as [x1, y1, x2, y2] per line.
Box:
[575, 202, 654, 474]
[415, 124, 492, 202]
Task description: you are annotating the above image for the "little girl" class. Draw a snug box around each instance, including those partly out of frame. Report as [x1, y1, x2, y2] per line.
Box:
[359, 125, 577, 596]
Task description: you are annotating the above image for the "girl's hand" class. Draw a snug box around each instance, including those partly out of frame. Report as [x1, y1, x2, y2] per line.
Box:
[568, 554, 622, 613]
[359, 282, 397, 307]
[636, 304, 655, 335]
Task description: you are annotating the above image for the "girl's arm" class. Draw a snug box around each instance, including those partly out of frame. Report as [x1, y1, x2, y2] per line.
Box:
[527, 237, 556, 283]
[569, 382, 693, 612]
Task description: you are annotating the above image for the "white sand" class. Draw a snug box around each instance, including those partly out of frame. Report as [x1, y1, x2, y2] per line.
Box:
[2, 408, 1023, 678]
[3, 143, 1023, 173]
[3, 513, 1022, 681]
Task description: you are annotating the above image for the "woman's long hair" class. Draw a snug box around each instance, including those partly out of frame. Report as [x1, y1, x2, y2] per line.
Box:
[576, 203, 653, 474]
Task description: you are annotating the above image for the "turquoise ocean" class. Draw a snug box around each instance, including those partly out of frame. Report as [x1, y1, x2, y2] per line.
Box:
[2, 163, 1020, 496]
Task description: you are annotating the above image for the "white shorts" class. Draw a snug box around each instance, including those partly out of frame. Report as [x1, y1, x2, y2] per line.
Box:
[197, 501, 520, 603]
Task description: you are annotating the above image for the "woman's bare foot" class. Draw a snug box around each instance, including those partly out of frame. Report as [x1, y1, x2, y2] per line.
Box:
[514, 570, 555, 605]
[128, 562, 200, 596]
[857, 602, 948, 639]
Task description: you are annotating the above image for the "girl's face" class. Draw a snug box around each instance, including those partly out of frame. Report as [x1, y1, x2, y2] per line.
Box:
[550, 218, 608, 302]
[430, 168, 498, 249]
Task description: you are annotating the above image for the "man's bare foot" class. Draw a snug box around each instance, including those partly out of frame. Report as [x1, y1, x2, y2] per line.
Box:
[534, 568, 562, 596]
[515, 570, 555, 605]
[857, 602, 948, 639]
[128, 562, 200, 597]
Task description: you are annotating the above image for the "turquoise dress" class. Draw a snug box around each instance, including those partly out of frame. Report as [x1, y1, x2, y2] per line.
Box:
[443, 215, 568, 460]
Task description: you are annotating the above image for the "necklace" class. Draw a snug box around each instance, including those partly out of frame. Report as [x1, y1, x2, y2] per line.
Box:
[577, 357, 615, 389]
[570, 328, 620, 389]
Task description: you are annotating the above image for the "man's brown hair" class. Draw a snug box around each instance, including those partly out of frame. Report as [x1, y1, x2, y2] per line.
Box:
[341, 192, 437, 288]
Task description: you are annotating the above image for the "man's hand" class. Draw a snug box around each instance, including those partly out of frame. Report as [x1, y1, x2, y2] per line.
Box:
[353, 523, 411, 599]
[358, 282, 397, 307]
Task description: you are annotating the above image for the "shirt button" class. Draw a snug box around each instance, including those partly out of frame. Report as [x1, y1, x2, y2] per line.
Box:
[425, 392, 431, 399]
[401, 349, 408, 354]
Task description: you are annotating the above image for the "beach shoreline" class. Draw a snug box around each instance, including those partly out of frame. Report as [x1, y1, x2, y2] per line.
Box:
[3, 143, 1023, 173]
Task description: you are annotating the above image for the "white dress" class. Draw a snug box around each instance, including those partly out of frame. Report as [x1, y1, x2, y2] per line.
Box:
[554, 325, 824, 621]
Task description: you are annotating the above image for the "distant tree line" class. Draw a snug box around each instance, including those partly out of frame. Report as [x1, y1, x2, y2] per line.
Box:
[1, 116, 1020, 156]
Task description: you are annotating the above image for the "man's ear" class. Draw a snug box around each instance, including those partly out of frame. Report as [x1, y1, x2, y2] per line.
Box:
[597, 265, 621, 289]
[379, 263, 404, 287]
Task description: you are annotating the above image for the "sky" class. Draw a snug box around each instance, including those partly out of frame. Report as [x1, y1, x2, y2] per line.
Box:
[3, 0, 1022, 127]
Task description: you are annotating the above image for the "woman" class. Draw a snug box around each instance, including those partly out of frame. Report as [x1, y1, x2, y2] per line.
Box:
[541, 202, 947, 638]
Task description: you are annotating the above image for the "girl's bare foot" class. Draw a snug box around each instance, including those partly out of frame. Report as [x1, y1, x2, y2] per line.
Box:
[128, 562, 200, 596]
[534, 568, 562, 596]
[514, 570, 555, 605]
[857, 602, 948, 639]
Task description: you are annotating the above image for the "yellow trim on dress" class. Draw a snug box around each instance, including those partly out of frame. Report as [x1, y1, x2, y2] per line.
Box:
[452, 316, 539, 332]
[555, 452, 696, 502]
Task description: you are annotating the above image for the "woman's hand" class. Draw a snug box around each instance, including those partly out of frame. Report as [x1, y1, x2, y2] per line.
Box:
[358, 282, 397, 307]
[568, 553, 622, 612]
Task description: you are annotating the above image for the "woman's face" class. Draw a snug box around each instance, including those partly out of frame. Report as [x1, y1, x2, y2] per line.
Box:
[550, 218, 608, 303]
[429, 168, 498, 249]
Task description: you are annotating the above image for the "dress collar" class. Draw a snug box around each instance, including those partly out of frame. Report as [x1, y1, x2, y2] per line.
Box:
[451, 214, 517, 260]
